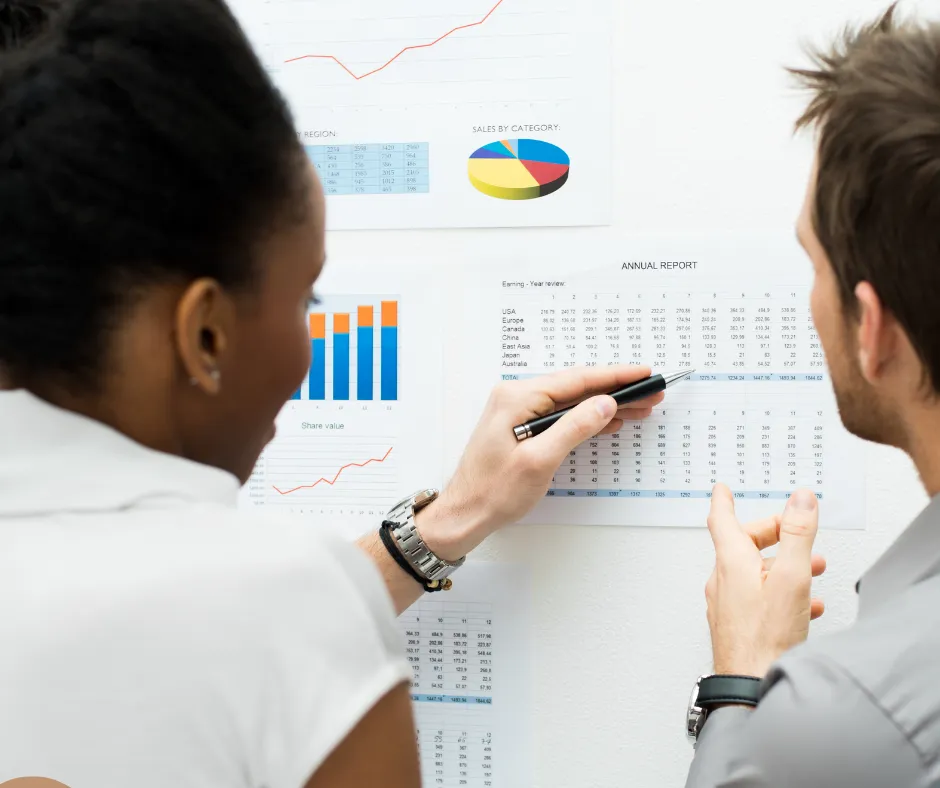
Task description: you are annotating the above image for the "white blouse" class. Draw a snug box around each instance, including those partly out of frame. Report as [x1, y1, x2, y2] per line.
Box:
[0, 390, 412, 788]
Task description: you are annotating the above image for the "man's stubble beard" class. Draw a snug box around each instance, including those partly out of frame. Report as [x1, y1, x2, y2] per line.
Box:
[830, 344, 906, 450]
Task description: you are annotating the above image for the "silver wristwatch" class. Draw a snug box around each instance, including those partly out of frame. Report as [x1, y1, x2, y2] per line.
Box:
[686, 675, 707, 744]
[384, 488, 466, 588]
[686, 673, 762, 745]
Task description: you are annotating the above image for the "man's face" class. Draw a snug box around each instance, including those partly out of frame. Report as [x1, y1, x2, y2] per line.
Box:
[798, 159, 901, 446]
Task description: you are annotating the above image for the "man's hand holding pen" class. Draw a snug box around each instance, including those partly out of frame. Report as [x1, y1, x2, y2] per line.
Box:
[414, 365, 667, 562]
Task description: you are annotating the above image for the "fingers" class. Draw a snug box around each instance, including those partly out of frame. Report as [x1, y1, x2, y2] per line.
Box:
[775, 489, 820, 573]
[706, 484, 746, 553]
[810, 553, 827, 577]
[762, 554, 827, 578]
[558, 390, 665, 414]
[810, 598, 826, 620]
[744, 514, 782, 551]
[525, 395, 618, 466]
[522, 365, 652, 408]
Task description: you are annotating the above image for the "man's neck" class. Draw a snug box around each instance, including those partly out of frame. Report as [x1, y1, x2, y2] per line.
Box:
[904, 406, 940, 497]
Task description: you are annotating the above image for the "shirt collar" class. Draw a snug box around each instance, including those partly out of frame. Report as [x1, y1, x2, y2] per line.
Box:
[857, 493, 940, 616]
[0, 389, 240, 516]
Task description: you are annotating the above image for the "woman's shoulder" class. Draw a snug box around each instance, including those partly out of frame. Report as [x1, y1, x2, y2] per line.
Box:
[35, 503, 401, 651]
[169, 505, 396, 625]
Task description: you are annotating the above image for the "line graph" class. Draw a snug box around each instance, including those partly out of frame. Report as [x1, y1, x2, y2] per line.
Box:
[273, 446, 394, 495]
[228, 0, 613, 229]
[283, 0, 506, 79]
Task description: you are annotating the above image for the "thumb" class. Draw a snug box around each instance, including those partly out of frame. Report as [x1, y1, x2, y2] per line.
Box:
[775, 489, 819, 571]
[527, 395, 617, 466]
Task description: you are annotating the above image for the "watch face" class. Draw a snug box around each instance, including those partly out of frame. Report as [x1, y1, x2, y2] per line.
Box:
[686, 678, 704, 744]
[413, 488, 439, 509]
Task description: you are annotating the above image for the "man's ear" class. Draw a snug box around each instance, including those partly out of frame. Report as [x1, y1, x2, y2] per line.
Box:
[854, 281, 890, 384]
[174, 278, 233, 395]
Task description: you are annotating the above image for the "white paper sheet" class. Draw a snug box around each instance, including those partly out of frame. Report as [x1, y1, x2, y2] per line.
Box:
[455, 235, 868, 529]
[225, 0, 612, 230]
[400, 562, 531, 788]
[238, 266, 445, 536]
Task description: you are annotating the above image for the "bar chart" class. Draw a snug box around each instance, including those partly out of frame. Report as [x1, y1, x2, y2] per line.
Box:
[292, 297, 400, 403]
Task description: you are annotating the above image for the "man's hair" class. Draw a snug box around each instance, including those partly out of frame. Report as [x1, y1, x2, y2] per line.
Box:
[0, 0, 60, 50]
[789, 3, 940, 394]
[0, 0, 308, 388]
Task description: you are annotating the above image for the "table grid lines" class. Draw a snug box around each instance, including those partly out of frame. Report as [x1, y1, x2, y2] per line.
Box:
[305, 141, 430, 195]
[400, 600, 496, 787]
[499, 285, 830, 501]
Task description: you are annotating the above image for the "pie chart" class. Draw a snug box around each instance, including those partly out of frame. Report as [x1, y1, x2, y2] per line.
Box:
[468, 139, 570, 200]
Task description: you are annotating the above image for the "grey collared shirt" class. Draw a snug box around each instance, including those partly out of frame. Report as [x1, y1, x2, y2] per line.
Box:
[686, 494, 940, 788]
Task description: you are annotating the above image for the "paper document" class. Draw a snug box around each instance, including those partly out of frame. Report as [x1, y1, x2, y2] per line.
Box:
[225, 0, 613, 230]
[238, 269, 445, 535]
[458, 237, 867, 529]
[399, 562, 531, 788]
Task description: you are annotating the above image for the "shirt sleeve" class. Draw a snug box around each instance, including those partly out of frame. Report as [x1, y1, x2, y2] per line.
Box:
[685, 654, 925, 788]
[251, 530, 414, 788]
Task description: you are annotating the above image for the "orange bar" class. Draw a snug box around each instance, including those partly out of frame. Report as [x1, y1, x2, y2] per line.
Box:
[309, 313, 326, 340]
[334, 313, 350, 334]
[381, 300, 398, 328]
[358, 305, 374, 328]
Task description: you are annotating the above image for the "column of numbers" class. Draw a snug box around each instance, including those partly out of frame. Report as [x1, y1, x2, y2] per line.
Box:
[401, 603, 496, 788]
[547, 403, 825, 499]
[306, 142, 430, 195]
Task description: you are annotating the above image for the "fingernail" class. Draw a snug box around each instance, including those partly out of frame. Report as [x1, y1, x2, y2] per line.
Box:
[595, 396, 616, 420]
[788, 489, 817, 511]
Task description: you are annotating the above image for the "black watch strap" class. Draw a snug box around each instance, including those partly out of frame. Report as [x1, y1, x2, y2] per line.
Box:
[697, 675, 762, 708]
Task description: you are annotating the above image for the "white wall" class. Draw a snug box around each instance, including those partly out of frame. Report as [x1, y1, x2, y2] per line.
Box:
[326, 1, 935, 785]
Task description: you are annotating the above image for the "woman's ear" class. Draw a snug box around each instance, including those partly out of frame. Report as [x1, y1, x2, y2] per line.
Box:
[174, 278, 233, 395]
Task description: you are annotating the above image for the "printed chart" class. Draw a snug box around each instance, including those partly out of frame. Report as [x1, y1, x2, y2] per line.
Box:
[240, 286, 443, 533]
[290, 297, 400, 403]
[468, 139, 570, 200]
[460, 240, 867, 529]
[227, 0, 612, 229]
[401, 563, 530, 788]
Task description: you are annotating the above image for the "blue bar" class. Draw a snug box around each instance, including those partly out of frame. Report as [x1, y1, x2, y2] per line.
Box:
[411, 694, 493, 705]
[358, 326, 374, 401]
[333, 332, 350, 401]
[381, 326, 398, 401]
[291, 389, 301, 401]
[309, 339, 326, 400]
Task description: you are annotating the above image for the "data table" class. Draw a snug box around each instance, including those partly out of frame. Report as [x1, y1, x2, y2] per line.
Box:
[401, 599, 496, 787]
[305, 142, 430, 196]
[494, 283, 860, 524]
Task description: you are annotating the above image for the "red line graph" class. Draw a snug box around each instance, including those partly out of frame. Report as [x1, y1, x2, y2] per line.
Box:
[283, 0, 506, 79]
[273, 446, 394, 495]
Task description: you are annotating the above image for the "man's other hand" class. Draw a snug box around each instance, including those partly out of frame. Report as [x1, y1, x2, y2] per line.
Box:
[704, 484, 827, 678]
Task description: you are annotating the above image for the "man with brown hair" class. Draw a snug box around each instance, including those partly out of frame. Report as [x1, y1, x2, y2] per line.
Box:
[684, 4, 940, 786]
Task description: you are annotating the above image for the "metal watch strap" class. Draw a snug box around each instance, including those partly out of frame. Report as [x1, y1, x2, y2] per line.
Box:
[383, 489, 466, 591]
[697, 675, 762, 708]
[393, 519, 465, 583]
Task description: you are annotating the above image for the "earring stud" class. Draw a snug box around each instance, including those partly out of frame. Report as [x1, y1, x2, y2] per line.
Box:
[190, 370, 221, 386]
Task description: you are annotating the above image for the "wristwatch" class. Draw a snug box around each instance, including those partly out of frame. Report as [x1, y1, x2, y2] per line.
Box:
[381, 488, 466, 591]
[686, 674, 762, 744]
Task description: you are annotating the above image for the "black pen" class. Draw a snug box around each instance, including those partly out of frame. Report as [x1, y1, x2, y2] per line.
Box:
[512, 369, 695, 441]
